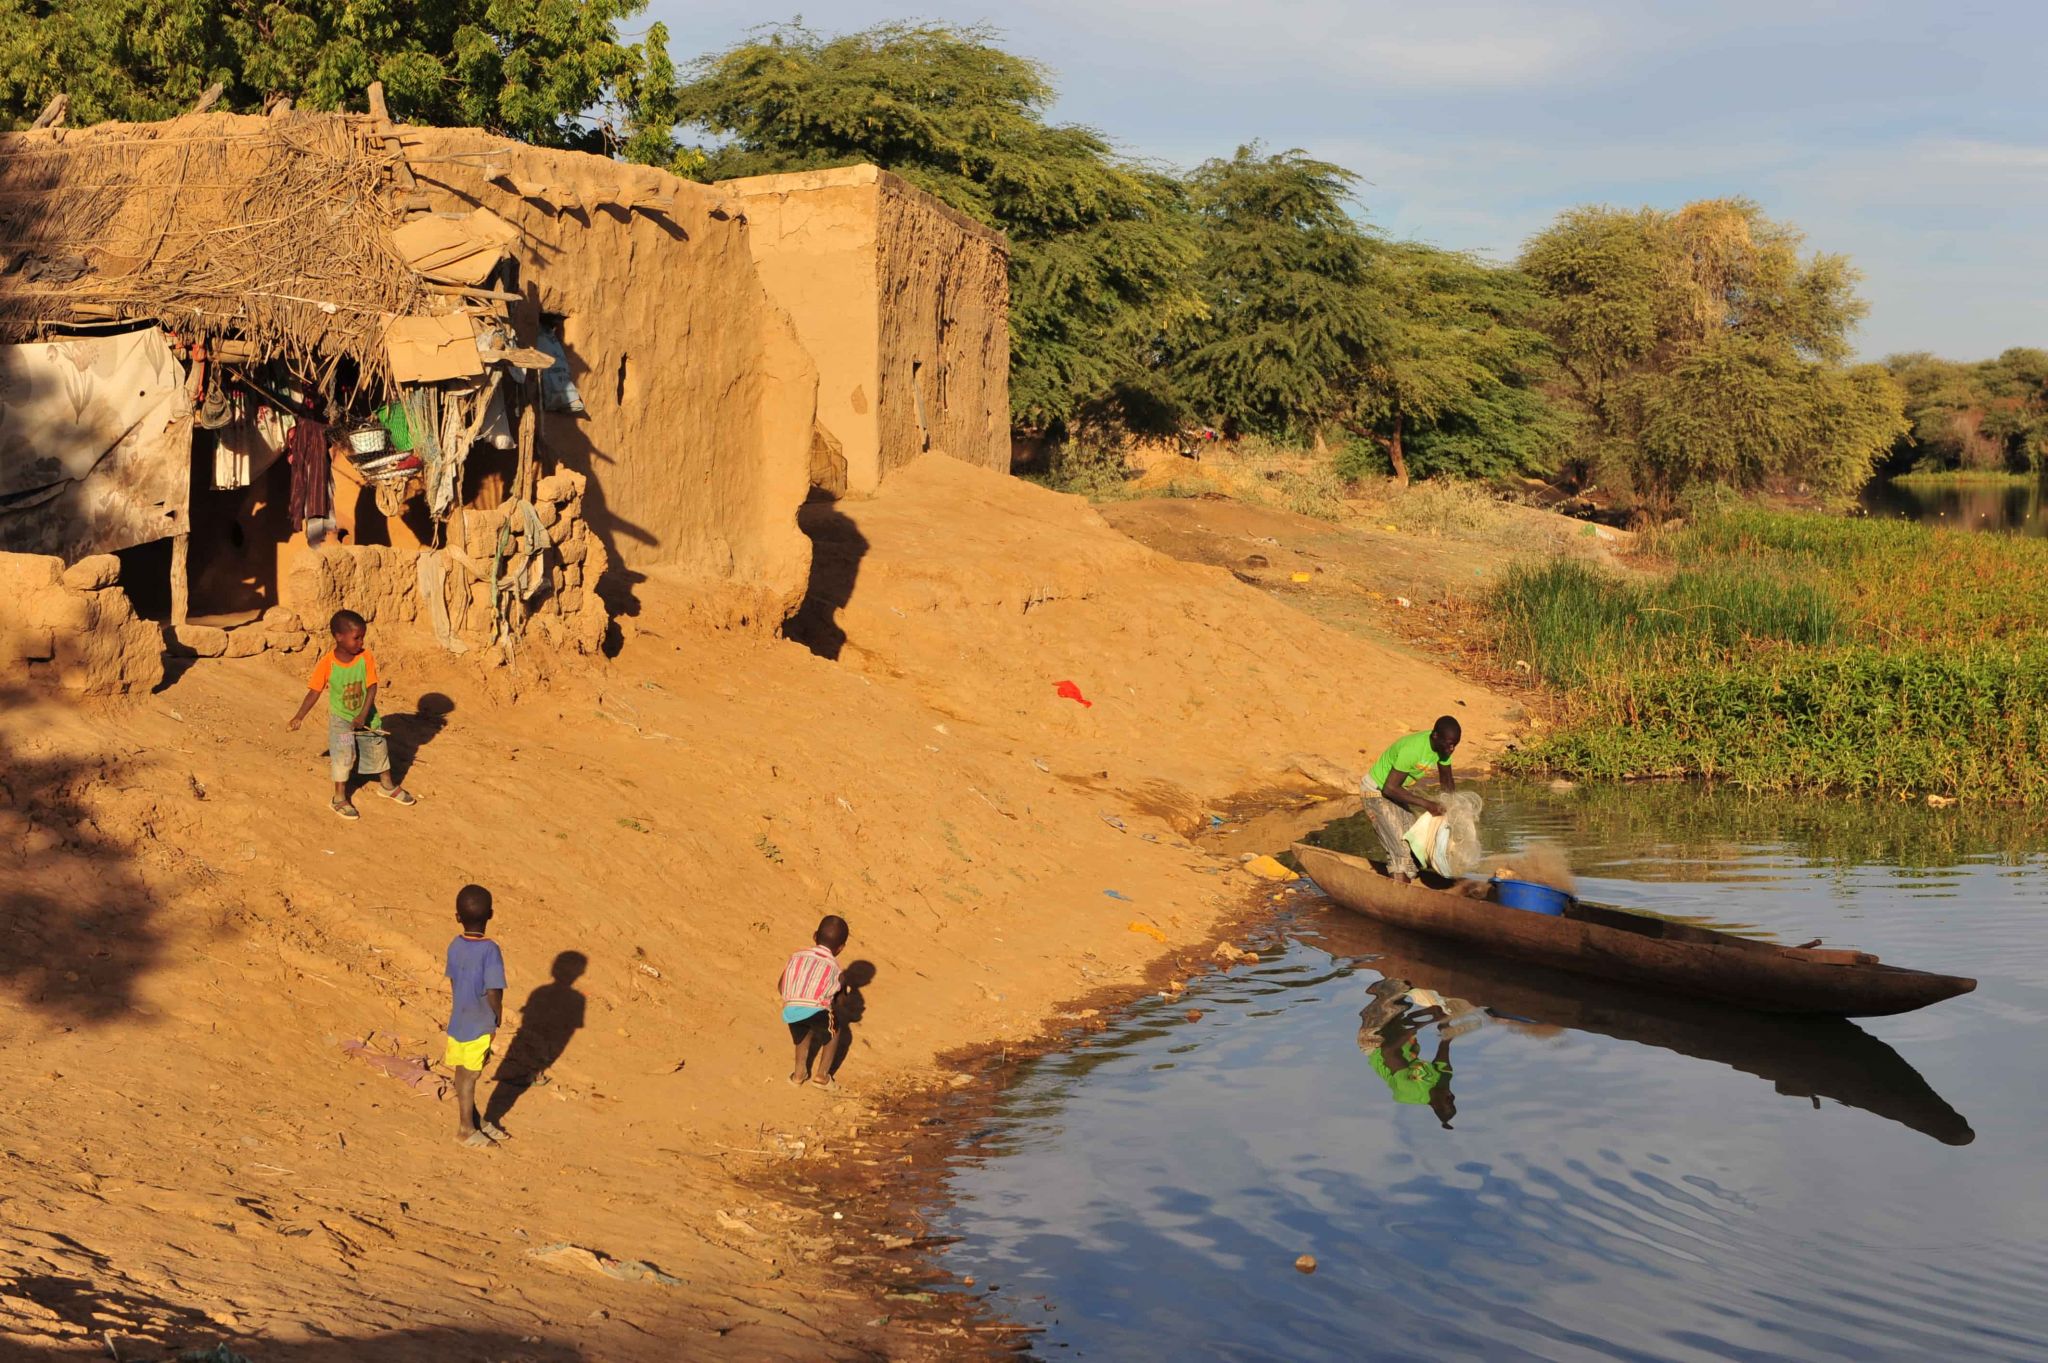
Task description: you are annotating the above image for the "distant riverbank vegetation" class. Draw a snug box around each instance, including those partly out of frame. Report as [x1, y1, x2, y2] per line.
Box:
[1878, 349, 2048, 478]
[1496, 508, 2048, 800]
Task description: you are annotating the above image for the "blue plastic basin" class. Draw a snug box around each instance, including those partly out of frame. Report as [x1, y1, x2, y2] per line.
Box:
[1493, 878, 1572, 916]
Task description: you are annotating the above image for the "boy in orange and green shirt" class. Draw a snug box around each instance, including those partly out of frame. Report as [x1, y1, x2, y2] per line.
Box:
[287, 609, 417, 820]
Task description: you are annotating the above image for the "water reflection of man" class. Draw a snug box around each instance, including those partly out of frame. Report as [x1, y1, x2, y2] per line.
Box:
[1357, 979, 1459, 1129]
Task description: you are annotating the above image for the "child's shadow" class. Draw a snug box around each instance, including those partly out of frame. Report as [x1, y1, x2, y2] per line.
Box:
[828, 960, 877, 1079]
[484, 950, 587, 1128]
[383, 692, 454, 786]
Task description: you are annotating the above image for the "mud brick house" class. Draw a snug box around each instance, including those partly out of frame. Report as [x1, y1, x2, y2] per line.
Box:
[0, 101, 1010, 690]
[718, 166, 1010, 498]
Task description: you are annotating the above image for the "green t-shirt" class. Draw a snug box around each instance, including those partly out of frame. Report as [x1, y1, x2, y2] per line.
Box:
[1367, 731, 1443, 790]
[1368, 1042, 1451, 1105]
[308, 648, 384, 729]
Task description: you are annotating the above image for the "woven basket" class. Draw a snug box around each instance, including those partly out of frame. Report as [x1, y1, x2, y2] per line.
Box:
[347, 423, 389, 454]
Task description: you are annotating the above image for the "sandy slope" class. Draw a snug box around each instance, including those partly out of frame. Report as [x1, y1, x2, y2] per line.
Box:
[0, 461, 1518, 1360]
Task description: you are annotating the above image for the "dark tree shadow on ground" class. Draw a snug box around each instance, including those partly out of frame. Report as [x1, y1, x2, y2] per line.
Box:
[828, 959, 877, 1079]
[2, 1234, 588, 1361]
[381, 690, 454, 786]
[0, 685, 163, 1023]
[784, 494, 868, 661]
[11, 1324, 587, 1363]
[485, 949, 588, 1128]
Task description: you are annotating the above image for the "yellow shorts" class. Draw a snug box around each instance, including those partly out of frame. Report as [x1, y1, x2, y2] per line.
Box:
[443, 1034, 493, 1071]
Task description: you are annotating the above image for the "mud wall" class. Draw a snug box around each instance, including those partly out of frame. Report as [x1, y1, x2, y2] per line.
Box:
[711, 171, 880, 498]
[716, 168, 884, 497]
[282, 469, 609, 660]
[0, 553, 162, 694]
[718, 167, 1011, 498]
[408, 131, 817, 629]
[874, 176, 1010, 481]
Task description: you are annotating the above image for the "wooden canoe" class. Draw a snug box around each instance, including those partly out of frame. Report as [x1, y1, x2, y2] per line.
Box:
[1317, 914, 1974, 1145]
[1292, 842, 1977, 1017]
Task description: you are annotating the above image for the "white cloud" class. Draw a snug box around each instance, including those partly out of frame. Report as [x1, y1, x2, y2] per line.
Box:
[1009, 0, 1637, 92]
[1932, 138, 2048, 171]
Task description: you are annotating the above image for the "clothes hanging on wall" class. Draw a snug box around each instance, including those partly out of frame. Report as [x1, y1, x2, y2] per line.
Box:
[477, 386, 515, 451]
[286, 414, 331, 527]
[536, 328, 583, 413]
[212, 432, 249, 491]
[212, 403, 293, 491]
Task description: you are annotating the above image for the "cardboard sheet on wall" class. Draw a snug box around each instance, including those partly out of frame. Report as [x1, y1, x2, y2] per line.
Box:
[384, 313, 485, 384]
[390, 208, 521, 285]
[0, 327, 191, 559]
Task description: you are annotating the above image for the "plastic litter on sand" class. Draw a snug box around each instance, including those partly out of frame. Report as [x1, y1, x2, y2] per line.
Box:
[1241, 854, 1297, 881]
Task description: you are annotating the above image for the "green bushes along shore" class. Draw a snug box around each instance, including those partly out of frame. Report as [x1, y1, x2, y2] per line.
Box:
[1497, 508, 2048, 800]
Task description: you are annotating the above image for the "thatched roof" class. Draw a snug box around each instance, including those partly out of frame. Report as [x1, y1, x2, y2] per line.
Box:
[0, 112, 430, 388]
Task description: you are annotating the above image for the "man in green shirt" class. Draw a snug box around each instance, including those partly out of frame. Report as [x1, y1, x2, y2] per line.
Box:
[1361, 716, 1460, 882]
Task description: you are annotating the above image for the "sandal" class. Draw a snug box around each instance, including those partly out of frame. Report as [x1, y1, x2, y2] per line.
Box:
[479, 1121, 511, 1141]
[461, 1130, 497, 1149]
[331, 800, 360, 821]
[378, 787, 418, 807]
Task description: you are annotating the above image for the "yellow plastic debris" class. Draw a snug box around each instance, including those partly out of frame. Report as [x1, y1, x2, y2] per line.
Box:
[1290, 571, 1312, 583]
[1242, 854, 1298, 881]
[1128, 921, 1168, 943]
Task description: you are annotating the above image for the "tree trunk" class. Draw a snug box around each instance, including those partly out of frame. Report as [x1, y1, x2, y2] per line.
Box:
[1388, 412, 1409, 488]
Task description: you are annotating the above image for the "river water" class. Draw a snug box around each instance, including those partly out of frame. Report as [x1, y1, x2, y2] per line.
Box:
[1860, 476, 2048, 535]
[934, 783, 2048, 1361]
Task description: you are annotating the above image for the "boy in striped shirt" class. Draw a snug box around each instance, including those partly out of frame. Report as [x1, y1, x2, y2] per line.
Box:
[779, 915, 850, 1091]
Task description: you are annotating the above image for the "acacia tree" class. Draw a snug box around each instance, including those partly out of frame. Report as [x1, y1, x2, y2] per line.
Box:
[0, 0, 683, 160]
[1520, 198, 1905, 505]
[666, 22, 1201, 431]
[1170, 145, 1382, 442]
[1353, 242, 1571, 485]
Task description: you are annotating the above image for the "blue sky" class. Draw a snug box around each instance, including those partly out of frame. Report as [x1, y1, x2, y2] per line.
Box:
[642, 1, 2047, 361]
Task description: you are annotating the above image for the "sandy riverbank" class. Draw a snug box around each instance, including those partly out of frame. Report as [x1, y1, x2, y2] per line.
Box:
[0, 460, 1524, 1360]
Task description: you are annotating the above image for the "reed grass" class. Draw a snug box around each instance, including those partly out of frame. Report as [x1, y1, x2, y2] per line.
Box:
[1496, 508, 2048, 800]
[1888, 469, 2039, 487]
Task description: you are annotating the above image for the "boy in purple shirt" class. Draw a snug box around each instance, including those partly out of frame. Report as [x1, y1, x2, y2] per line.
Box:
[445, 884, 507, 1148]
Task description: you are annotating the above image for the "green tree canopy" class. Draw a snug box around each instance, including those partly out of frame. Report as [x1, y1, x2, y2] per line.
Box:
[666, 21, 1201, 430]
[1353, 242, 1573, 484]
[1169, 145, 1382, 441]
[1167, 147, 1571, 484]
[0, 0, 681, 159]
[1521, 198, 1903, 505]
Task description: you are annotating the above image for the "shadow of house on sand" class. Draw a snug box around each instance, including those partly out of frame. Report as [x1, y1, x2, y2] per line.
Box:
[485, 950, 588, 1129]
[0, 685, 165, 1024]
[784, 495, 869, 662]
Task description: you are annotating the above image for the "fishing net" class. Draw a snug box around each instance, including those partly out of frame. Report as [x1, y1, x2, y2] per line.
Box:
[1378, 788, 1486, 878]
[1435, 790, 1486, 878]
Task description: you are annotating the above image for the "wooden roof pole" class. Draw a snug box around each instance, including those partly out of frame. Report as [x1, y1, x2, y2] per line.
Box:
[366, 81, 421, 196]
[28, 94, 68, 130]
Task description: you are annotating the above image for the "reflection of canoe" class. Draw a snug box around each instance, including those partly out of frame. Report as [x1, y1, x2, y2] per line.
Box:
[1320, 914, 1975, 1146]
[1293, 843, 1977, 1018]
